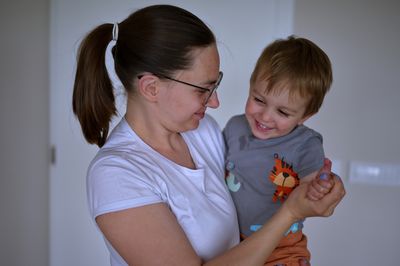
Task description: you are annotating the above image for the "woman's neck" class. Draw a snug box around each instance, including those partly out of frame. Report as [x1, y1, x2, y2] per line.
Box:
[125, 100, 196, 169]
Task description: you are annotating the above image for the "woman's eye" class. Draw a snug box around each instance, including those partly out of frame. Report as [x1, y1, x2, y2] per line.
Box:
[196, 88, 208, 94]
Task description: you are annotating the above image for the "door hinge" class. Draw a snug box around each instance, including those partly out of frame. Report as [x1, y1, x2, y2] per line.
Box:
[51, 145, 56, 165]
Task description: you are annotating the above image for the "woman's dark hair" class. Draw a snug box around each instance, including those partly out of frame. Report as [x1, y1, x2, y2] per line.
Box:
[72, 5, 216, 147]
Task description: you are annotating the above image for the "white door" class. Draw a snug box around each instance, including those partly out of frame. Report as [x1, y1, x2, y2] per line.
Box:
[49, 1, 293, 265]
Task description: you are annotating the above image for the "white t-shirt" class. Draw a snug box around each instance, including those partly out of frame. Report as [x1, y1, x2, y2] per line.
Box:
[87, 114, 240, 265]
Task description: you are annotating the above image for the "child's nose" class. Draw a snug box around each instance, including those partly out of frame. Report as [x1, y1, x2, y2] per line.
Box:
[261, 108, 274, 122]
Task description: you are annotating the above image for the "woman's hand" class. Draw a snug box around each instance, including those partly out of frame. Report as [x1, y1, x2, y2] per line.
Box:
[283, 172, 346, 221]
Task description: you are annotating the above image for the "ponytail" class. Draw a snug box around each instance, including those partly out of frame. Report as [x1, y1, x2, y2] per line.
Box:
[72, 24, 116, 147]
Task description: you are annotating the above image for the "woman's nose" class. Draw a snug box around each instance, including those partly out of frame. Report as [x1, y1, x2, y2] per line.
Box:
[205, 92, 220, 109]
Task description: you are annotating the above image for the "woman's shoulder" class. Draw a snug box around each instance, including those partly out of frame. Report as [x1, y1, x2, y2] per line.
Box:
[201, 113, 220, 127]
[88, 118, 152, 180]
[86, 147, 163, 219]
[184, 114, 225, 154]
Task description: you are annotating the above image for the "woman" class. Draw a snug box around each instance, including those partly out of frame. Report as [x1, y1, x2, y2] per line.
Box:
[72, 4, 345, 265]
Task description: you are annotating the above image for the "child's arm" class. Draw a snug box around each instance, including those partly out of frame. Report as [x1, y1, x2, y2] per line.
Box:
[301, 158, 335, 201]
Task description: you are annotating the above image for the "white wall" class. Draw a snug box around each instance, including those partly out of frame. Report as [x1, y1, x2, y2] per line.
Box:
[0, 0, 49, 265]
[293, 1, 400, 265]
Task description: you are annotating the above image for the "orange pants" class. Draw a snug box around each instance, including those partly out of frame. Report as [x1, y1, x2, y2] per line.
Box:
[264, 231, 310, 266]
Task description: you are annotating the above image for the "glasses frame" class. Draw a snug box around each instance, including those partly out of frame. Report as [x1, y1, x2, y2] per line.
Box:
[138, 71, 223, 104]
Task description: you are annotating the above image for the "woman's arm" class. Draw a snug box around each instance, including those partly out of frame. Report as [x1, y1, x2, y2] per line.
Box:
[97, 203, 202, 265]
[96, 202, 292, 266]
[209, 174, 345, 266]
[96, 175, 345, 266]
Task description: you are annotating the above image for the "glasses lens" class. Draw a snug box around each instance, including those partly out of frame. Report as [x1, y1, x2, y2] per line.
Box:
[204, 71, 223, 104]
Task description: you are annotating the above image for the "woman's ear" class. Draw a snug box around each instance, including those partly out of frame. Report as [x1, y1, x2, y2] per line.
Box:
[137, 74, 159, 102]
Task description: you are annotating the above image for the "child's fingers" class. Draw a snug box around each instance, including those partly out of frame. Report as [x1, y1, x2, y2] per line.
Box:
[319, 172, 330, 180]
[318, 158, 332, 180]
[318, 174, 346, 216]
[306, 191, 320, 201]
[307, 180, 326, 200]
[307, 159, 335, 201]
[316, 177, 334, 190]
[322, 158, 332, 171]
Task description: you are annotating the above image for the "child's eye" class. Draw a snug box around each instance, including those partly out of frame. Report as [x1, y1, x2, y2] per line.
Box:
[278, 109, 290, 117]
[253, 96, 264, 103]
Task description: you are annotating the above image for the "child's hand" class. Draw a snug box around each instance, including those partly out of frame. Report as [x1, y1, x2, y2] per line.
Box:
[307, 158, 335, 201]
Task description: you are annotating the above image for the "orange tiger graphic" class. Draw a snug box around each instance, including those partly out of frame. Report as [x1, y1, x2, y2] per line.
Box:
[269, 154, 299, 202]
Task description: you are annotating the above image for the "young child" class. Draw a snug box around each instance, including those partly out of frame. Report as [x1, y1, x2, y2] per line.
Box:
[224, 35, 333, 265]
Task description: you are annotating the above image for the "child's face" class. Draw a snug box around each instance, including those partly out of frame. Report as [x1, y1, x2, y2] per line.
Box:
[245, 79, 311, 140]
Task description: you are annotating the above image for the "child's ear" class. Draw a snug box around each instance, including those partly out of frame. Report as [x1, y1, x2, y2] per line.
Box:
[137, 74, 159, 102]
[298, 113, 314, 125]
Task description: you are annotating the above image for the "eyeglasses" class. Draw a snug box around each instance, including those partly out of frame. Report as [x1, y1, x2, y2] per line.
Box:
[139, 71, 223, 104]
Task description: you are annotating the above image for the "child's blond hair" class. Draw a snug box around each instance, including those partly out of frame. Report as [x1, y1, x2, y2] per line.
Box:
[250, 35, 332, 117]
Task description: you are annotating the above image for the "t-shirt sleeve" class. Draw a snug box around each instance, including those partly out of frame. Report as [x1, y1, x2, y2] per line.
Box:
[87, 155, 163, 219]
[295, 133, 325, 178]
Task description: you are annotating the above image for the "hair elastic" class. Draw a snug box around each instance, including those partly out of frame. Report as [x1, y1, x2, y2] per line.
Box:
[112, 23, 119, 41]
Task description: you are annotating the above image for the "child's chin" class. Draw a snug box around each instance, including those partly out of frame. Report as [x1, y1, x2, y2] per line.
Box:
[252, 130, 272, 140]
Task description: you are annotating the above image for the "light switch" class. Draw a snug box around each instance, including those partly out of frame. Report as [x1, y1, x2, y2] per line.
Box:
[349, 161, 400, 186]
